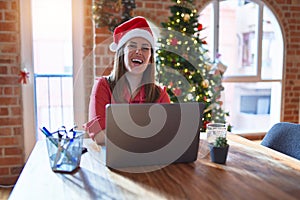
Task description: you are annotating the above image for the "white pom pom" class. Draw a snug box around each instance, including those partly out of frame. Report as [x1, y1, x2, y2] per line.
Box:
[109, 43, 117, 52]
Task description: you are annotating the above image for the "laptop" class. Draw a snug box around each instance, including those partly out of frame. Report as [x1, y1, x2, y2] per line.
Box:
[105, 102, 205, 170]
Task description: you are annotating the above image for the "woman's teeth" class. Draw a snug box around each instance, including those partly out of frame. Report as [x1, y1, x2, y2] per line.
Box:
[132, 58, 143, 64]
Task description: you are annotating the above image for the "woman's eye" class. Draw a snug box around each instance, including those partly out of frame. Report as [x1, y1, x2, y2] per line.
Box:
[142, 47, 150, 51]
[128, 44, 137, 49]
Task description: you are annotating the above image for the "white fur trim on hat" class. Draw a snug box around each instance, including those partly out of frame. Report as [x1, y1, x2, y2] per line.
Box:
[110, 29, 154, 52]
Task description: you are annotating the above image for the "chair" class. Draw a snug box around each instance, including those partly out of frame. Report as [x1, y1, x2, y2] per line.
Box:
[261, 122, 300, 160]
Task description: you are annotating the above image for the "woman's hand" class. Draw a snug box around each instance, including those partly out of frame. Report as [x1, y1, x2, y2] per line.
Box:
[94, 130, 106, 145]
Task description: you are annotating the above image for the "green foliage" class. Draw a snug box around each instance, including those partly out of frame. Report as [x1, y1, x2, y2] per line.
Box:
[156, 0, 230, 131]
[93, 0, 136, 32]
[214, 136, 228, 148]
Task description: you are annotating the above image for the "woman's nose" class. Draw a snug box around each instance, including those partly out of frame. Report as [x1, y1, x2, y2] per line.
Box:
[135, 48, 142, 54]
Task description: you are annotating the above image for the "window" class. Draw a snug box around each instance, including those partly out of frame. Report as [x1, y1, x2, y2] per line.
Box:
[21, 0, 84, 159]
[200, 0, 283, 134]
[32, 0, 74, 138]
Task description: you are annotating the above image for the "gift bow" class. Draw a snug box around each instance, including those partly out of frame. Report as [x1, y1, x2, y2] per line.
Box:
[19, 69, 29, 84]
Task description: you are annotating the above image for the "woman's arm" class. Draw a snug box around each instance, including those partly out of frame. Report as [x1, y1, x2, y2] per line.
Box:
[84, 77, 111, 142]
[157, 86, 171, 103]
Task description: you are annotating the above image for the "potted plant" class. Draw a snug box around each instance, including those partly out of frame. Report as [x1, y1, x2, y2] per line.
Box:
[209, 136, 229, 164]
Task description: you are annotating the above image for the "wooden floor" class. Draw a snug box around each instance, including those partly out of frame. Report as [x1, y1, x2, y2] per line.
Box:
[0, 188, 12, 200]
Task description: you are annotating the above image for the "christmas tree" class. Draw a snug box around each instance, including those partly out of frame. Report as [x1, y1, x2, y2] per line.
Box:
[156, 0, 230, 131]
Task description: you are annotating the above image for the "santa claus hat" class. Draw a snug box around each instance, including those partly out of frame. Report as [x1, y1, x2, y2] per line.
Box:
[109, 16, 154, 52]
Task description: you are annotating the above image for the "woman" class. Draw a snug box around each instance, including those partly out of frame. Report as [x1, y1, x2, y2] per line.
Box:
[84, 16, 170, 144]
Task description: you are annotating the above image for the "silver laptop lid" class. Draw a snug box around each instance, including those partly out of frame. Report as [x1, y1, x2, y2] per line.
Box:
[105, 102, 205, 171]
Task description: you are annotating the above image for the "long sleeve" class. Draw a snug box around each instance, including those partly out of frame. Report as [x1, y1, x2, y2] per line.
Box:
[156, 86, 171, 103]
[83, 77, 111, 138]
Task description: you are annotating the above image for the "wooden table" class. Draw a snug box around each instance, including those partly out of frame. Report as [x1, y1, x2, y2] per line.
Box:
[9, 134, 300, 200]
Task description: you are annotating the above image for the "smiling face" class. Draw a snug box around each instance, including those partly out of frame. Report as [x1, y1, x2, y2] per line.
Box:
[124, 37, 152, 75]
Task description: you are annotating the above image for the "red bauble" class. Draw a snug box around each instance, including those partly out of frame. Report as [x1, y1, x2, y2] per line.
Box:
[203, 120, 210, 130]
[197, 23, 203, 31]
[171, 38, 178, 46]
[173, 88, 182, 97]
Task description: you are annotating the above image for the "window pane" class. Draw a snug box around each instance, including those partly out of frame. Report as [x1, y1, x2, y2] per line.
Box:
[221, 82, 281, 133]
[261, 6, 283, 80]
[219, 1, 259, 77]
[199, 3, 214, 60]
[32, 0, 73, 75]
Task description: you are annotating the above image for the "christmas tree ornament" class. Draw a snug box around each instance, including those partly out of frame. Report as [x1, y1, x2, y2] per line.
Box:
[114, 0, 121, 12]
[183, 13, 190, 22]
[204, 64, 212, 71]
[202, 79, 209, 88]
[173, 87, 182, 97]
[217, 61, 228, 75]
[197, 23, 203, 31]
[171, 38, 178, 46]
[182, 53, 189, 59]
[210, 54, 228, 75]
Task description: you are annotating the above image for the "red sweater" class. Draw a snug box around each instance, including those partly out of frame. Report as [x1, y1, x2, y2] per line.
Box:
[84, 77, 170, 137]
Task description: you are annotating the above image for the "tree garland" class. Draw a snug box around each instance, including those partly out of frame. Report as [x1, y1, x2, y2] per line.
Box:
[93, 0, 136, 32]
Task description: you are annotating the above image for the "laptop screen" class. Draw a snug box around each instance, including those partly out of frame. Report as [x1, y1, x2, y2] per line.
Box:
[105, 102, 205, 171]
